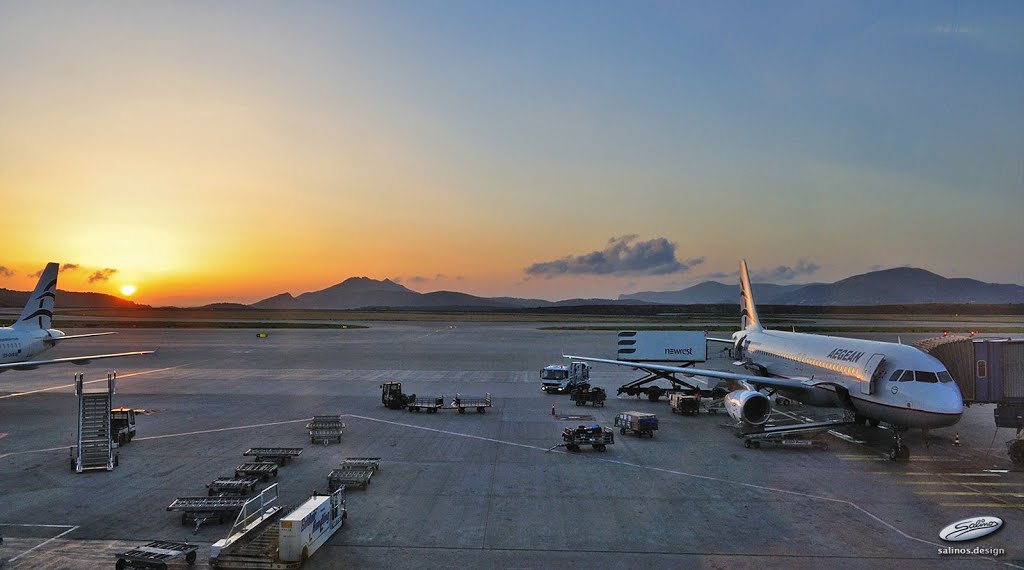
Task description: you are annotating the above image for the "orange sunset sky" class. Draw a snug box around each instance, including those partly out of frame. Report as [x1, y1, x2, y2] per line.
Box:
[1, 2, 1022, 307]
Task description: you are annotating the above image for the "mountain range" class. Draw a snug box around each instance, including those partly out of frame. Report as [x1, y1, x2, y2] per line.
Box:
[621, 267, 1024, 305]
[250, 267, 1023, 310]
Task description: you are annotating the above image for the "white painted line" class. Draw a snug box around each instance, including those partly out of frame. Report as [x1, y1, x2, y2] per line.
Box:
[0, 418, 312, 462]
[0, 524, 77, 528]
[134, 418, 312, 441]
[0, 365, 187, 400]
[5, 524, 79, 564]
[345, 413, 1024, 570]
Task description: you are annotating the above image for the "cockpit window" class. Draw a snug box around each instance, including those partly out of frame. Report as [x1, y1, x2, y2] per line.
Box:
[916, 371, 938, 383]
[898, 370, 914, 382]
[888, 369, 904, 382]
[937, 371, 954, 383]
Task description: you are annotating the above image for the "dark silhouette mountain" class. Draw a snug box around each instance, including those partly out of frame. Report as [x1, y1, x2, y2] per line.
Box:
[0, 288, 146, 310]
[772, 267, 1024, 305]
[621, 281, 806, 304]
[251, 277, 549, 310]
[622, 267, 1024, 306]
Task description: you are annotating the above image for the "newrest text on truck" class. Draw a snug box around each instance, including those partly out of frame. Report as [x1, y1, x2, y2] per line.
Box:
[540, 361, 590, 393]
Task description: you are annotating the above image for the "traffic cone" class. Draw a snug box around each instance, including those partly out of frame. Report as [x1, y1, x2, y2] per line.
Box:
[551, 405, 556, 416]
[953, 432, 961, 447]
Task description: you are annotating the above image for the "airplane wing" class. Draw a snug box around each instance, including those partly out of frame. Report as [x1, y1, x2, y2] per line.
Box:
[563, 354, 827, 394]
[47, 332, 117, 342]
[0, 350, 155, 372]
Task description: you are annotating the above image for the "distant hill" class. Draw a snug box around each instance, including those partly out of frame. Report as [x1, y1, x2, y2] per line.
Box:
[621, 267, 1024, 306]
[251, 277, 563, 310]
[0, 288, 146, 310]
[621, 282, 807, 304]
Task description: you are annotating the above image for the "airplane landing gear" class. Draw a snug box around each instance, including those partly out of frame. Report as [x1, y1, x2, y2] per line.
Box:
[888, 427, 910, 461]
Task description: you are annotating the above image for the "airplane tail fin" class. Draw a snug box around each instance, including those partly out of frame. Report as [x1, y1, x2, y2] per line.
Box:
[739, 259, 762, 331]
[14, 262, 58, 330]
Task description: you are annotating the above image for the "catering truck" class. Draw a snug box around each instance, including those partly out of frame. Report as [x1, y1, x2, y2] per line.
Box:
[540, 361, 591, 393]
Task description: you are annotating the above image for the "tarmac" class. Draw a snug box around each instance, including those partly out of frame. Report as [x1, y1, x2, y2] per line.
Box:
[0, 322, 1022, 569]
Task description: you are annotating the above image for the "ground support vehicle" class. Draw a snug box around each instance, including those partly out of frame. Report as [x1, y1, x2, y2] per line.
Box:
[540, 361, 591, 393]
[167, 496, 249, 533]
[208, 477, 261, 497]
[451, 393, 491, 413]
[110, 407, 137, 447]
[235, 462, 279, 481]
[278, 488, 346, 564]
[615, 411, 658, 438]
[669, 393, 700, 415]
[737, 420, 854, 451]
[406, 396, 444, 413]
[243, 448, 303, 465]
[115, 541, 198, 569]
[570, 386, 606, 407]
[560, 425, 614, 452]
[209, 485, 287, 569]
[307, 415, 344, 445]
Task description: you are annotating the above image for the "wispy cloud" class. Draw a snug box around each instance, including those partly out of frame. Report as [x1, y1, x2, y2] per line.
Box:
[750, 259, 821, 282]
[0, 266, 13, 279]
[525, 235, 703, 278]
[61, 263, 81, 271]
[88, 268, 118, 283]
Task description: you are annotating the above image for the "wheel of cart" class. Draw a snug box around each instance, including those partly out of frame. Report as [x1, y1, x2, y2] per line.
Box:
[744, 439, 761, 449]
[566, 444, 581, 452]
[593, 444, 606, 452]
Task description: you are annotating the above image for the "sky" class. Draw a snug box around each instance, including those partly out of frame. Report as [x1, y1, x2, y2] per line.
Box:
[1, 1, 1021, 306]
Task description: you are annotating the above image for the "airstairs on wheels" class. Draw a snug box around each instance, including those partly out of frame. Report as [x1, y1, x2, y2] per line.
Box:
[72, 372, 117, 472]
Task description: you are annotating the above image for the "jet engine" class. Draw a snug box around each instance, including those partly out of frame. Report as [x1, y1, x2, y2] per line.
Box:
[724, 389, 771, 426]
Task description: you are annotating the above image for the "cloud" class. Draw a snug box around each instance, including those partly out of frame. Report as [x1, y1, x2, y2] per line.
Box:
[0, 266, 13, 278]
[525, 235, 704, 278]
[704, 270, 739, 280]
[88, 268, 118, 283]
[406, 275, 430, 284]
[751, 259, 821, 282]
[61, 263, 81, 271]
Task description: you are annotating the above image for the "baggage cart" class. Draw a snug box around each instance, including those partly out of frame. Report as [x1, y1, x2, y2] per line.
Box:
[570, 386, 607, 407]
[235, 462, 279, 481]
[307, 415, 344, 444]
[207, 477, 261, 497]
[451, 393, 491, 413]
[407, 396, 444, 413]
[243, 447, 303, 465]
[167, 496, 248, 533]
[669, 393, 701, 416]
[559, 425, 614, 452]
[615, 411, 658, 438]
[115, 541, 198, 569]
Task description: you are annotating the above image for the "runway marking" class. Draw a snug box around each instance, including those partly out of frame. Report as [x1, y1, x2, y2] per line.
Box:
[4, 524, 79, 564]
[0, 365, 186, 400]
[132, 418, 311, 442]
[0, 432, 7, 439]
[896, 481, 1021, 486]
[868, 472, 1002, 477]
[915, 491, 1024, 496]
[0, 418, 312, 461]
[938, 503, 1024, 509]
[345, 413, 1022, 569]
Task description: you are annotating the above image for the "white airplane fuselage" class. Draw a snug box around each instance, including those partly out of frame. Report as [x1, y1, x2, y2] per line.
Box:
[734, 328, 963, 429]
[0, 326, 67, 368]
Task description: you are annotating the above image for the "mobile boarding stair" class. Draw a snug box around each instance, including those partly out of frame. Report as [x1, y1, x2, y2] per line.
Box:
[71, 372, 117, 472]
[209, 484, 293, 570]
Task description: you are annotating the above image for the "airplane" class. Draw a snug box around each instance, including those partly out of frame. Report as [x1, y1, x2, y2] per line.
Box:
[565, 260, 963, 461]
[0, 262, 153, 373]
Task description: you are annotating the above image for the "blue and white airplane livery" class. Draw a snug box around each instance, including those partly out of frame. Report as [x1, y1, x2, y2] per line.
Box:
[566, 260, 963, 461]
[0, 262, 153, 374]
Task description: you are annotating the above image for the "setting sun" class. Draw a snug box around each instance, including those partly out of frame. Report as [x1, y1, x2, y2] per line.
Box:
[120, 284, 137, 296]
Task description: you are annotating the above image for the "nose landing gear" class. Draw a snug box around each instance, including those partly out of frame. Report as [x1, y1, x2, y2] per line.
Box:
[888, 426, 910, 461]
